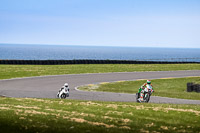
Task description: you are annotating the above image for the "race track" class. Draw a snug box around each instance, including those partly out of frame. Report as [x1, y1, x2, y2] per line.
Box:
[0, 70, 200, 104]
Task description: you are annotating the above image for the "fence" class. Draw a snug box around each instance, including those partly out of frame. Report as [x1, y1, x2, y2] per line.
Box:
[0, 59, 199, 65]
[187, 83, 200, 93]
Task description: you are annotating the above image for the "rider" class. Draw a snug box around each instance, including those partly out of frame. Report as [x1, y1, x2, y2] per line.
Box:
[62, 83, 69, 91]
[57, 83, 69, 96]
[138, 80, 154, 102]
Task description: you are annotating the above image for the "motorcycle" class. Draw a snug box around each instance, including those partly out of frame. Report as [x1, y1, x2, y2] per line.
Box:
[57, 87, 69, 99]
[136, 84, 153, 103]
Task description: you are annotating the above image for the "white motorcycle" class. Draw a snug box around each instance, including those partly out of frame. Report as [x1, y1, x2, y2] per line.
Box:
[57, 83, 69, 99]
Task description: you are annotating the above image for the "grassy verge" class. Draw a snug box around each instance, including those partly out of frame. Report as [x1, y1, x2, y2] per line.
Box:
[0, 97, 200, 133]
[79, 77, 200, 100]
[0, 64, 200, 79]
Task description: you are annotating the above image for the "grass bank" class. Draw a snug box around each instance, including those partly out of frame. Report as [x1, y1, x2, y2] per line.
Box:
[0, 64, 200, 80]
[0, 97, 200, 133]
[79, 77, 200, 100]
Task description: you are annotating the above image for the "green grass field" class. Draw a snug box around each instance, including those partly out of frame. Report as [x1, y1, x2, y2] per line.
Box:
[0, 97, 200, 133]
[0, 64, 200, 79]
[1, 64, 200, 133]
[79, 77, 200, 100]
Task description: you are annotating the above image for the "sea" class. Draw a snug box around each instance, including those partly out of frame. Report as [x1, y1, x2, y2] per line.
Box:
[0, 44, 200, 62]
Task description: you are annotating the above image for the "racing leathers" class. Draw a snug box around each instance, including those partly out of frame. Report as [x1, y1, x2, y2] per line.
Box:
[57, 84, 69, 98]
[59, 86, 69, 92]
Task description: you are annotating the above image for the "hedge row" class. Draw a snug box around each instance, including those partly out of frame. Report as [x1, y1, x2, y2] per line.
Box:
[187, 83, 200, 93]
[0, 59, 199, 65]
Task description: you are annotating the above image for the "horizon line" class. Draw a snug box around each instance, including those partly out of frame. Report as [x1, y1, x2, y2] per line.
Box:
[0, 43, 200, 49]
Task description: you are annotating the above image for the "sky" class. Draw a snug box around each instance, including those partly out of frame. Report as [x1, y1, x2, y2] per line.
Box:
[0, 0, 200, 48]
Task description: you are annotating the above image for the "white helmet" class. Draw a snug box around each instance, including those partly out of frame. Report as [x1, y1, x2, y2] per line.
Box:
[64, 83, 69, 88]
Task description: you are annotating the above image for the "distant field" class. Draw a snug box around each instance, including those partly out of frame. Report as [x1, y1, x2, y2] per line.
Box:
[0, 97, 200, 133]
[0, 64, 200, 79]
[79, 77, 200, 100]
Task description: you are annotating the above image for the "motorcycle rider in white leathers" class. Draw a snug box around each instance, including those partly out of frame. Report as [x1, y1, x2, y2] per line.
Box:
[57, 83, 69, 97]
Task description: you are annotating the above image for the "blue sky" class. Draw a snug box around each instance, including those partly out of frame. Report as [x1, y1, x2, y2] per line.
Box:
[0, 0, 200, 48]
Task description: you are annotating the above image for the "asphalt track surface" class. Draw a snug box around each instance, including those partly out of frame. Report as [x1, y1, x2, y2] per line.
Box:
[0, 70, 200, 104]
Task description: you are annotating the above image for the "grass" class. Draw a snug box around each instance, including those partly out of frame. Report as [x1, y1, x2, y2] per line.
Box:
[0, 97, 200, 133]
[79, 77, 200, 100]
[1, 64, 200, 132]
[0, 64, 200, 79]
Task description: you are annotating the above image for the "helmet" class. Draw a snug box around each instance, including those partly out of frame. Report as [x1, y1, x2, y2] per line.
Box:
[64, 83, 68, 88]
[147, 80, 151, 84]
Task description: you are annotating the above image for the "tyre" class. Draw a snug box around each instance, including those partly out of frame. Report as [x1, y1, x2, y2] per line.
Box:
[60, 93, 67, 99]
[187, 83, 193, 92]
[196, 85, 200, 93]
[146, 94, 150, 103]
[144, 93, 150, 103]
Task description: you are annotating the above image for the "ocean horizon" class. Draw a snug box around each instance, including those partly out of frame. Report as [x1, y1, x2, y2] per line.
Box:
[0, 43, 200, 62]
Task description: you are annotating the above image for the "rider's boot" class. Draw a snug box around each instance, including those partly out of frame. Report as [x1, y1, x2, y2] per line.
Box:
[138, 98, 142, 102]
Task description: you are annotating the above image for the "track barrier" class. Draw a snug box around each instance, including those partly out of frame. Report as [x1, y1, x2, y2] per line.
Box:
[0, 59, 199, 65]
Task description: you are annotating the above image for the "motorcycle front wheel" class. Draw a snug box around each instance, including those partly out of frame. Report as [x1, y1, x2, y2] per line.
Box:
[144, 94, 150, 103]
[60, 93, 67, 99]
